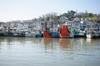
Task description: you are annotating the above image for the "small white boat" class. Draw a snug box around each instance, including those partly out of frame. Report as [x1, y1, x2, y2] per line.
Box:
[86, 34, 93, 39]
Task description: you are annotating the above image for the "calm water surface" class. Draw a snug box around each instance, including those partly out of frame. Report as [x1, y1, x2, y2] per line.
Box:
[0, 37, 100, 66]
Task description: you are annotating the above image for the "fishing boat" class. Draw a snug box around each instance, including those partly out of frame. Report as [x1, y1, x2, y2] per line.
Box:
[86, 31, 100, 39]
[36, 31, 43, 38]
[43, 30, 52, 38]
[52, 32, 59, 38]
[72, 29, 85, 37]
[59, 25, 72, 38]
[13, 33, 19, 37]
[52, 27, 59, 38]
[0, 32, 4, 36]
[86, 34, 92, 39]
[24, 31, 36, 37]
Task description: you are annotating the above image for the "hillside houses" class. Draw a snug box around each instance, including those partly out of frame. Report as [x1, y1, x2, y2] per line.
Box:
[3, 19, 42, 33]
[6, 21, 23, 33]
[63, 18, 100, 34]
[0, 13, 100, 37]
[32, 19, 43, 31]
[0, 22, 6, 33]
[0, 17, 100, 33]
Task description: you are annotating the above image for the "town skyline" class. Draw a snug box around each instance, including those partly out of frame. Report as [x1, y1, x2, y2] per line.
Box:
[0, 0, 100, 22]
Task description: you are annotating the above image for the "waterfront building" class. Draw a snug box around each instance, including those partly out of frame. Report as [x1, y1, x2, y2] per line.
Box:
[0, 22, 6, 36]
[7, 20, 24, 33]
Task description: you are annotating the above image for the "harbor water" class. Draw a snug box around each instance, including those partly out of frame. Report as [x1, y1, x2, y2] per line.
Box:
[0, 37, 100, 66]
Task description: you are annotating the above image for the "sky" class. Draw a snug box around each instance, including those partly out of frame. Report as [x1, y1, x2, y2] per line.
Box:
[0, 0, 100, 22]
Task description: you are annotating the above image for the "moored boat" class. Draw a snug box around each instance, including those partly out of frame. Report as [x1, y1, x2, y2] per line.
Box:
[59, 25, 72, 38]
[52, 32, 59, 38]
[24, 31, 36, 37]
[43, 30, 52, 38]
[86, 34, 93, 39]
[86, 31, 100, 39]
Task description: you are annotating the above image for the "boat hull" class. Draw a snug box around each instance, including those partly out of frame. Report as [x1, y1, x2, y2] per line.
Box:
[59, 25, 71, 38]
[43, 31, 52, 38]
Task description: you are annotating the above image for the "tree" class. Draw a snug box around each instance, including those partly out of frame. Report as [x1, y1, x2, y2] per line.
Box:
[67, 10, 76, 20]
[60, 10, 76, 20]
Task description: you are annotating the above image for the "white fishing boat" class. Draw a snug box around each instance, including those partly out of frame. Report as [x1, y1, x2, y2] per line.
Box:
[86, 31, 100, 39]
[86, 34, 93, 39]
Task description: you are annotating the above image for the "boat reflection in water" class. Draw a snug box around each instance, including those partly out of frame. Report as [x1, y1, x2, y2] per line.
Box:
[42, 38, 53, 51]
[0, 37, 100, 66]
[43, 38, 53, 45]
[86, 38, 92, 43]
[42, 38, 70, 52]
[59, 38, 70, 51]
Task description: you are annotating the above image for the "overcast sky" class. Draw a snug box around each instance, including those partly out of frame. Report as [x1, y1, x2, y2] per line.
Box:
[0, 0, 100, 22]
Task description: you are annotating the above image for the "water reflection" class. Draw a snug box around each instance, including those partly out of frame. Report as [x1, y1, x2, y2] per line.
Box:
[86, 38, 92, 43]
[43, 38, 53, 45]
[0, 37, 100, 52]
[42, 38, 55, 54]
[59, 38, 70, 51]
[0, 37, 100, 66]
[0, 37, 99, 52]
